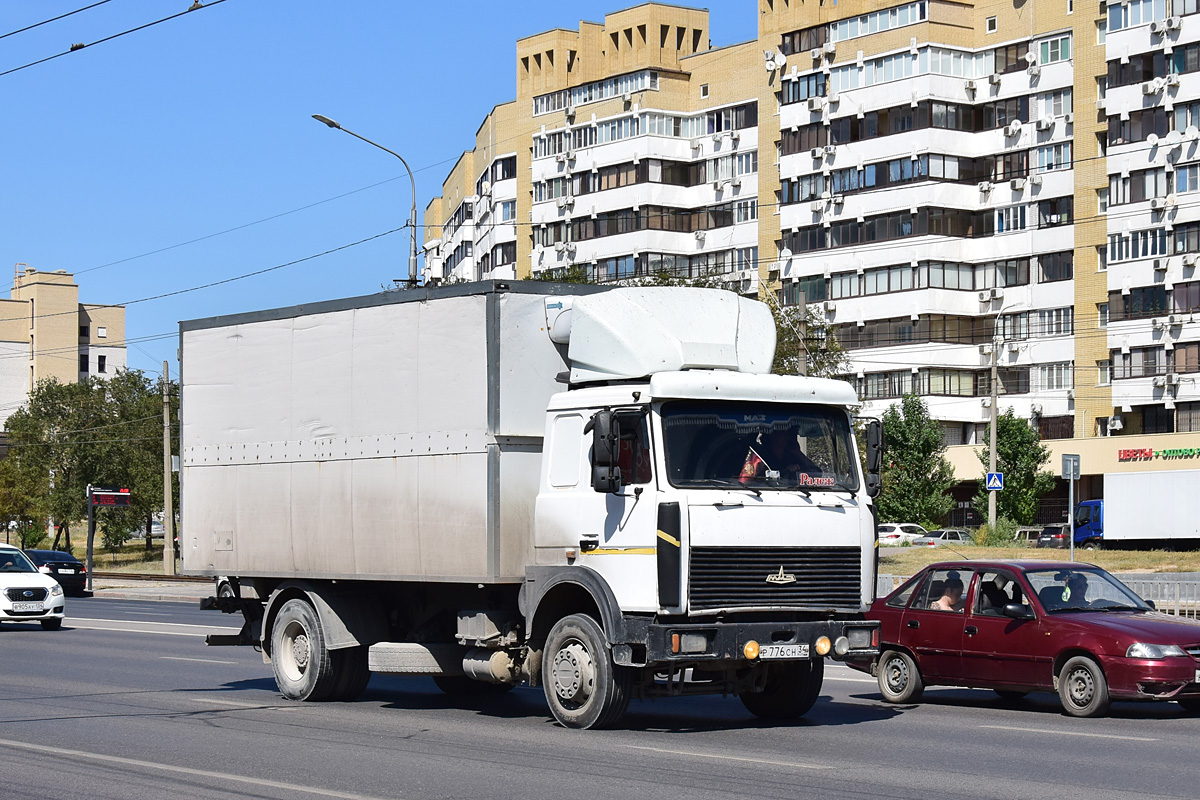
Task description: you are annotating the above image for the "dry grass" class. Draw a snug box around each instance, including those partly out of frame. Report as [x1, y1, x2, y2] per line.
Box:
[879, 544, 1200, 576]
[45, 541, 178, 574]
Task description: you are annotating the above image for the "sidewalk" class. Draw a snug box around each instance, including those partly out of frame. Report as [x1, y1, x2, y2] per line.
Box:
[87, 576, 215, 604]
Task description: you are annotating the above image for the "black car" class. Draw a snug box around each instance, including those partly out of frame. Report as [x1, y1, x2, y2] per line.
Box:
[1036, 524, 1071, 549]
[23, 550, 88, 596]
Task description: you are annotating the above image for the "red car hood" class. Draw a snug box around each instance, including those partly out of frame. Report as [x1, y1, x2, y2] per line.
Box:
[1054, 610, 1200, 644]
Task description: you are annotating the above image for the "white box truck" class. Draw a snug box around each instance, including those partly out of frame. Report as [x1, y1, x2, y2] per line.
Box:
[1074, 470, 1200, 550]
[182, 282, 882, 728]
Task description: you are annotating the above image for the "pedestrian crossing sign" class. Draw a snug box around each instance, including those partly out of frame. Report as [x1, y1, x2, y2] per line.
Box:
[986, 472, 1004, 491]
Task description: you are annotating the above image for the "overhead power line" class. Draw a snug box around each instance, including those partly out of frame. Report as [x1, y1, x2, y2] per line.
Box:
[0, 0, 115, 42]
[0, 0, 232, 79]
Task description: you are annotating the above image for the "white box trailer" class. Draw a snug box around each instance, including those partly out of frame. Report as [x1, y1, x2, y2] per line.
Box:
[182, 282, 883, 729]
[1074, 471, 1200, 548]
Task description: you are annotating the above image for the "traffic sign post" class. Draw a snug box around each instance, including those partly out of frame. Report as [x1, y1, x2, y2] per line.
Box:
[1062, 454, 1080, 562]
[986, 472, 1004, 491]
[85, 486, 132, 592]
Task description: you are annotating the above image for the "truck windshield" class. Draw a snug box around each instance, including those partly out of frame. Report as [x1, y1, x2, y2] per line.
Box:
[660, 401, 859, 492]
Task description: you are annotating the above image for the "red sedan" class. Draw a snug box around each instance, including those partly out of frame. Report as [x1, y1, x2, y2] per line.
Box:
[850, 560, 1200, 717]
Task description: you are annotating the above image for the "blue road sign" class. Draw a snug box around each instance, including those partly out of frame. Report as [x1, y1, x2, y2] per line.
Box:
[986, 472, 1004, 491]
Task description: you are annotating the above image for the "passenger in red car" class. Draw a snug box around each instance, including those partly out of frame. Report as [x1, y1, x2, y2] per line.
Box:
[929, 578, 965, 612]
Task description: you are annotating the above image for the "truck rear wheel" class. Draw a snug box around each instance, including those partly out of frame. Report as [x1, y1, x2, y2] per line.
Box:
[271, 598, 337, 701]
[740, 659, 824, 719]
[542, 613, 631, 729]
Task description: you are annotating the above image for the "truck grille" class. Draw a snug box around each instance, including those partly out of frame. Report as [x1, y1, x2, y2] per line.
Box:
[689, 547, 862, 611]
[5, 587, 48, 602]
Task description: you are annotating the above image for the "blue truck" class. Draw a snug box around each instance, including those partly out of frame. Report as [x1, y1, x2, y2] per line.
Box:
[1070, 471, 1200, 550]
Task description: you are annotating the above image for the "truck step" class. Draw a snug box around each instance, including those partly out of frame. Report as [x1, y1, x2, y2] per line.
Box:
[368, 643, 467, 676]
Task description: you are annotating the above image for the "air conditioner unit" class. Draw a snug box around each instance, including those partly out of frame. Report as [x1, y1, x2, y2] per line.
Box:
[1004, 120, 1022, 137]
[694, 230, 706, 241]
[1031, 403, 1043, 414]
[1169, 314, 1182, 326]
[1030, 174, 1043, 186]
[1168, 372, 1181, 385]
[1154, 375, 1167, 387]
[712, 179, 722, 190]
[731, 176, 742, 188]
[1035, 117, 1054, 131]
[978, 290, 993, 302]
[712, 132, 722, 144]
[1154, 258, 1167, 271]
[831, 195, 844, 206]
[978, 180, 993, 193]
[565, 240, 576, 252]
[1008, 342, 1021, 353]
[1151, 19, 1167, 35]
[565, 105, 576, 120]
[1165, 73, 1181, 87]
[1066, 389, 1074, 400]
[554, 242, 566, 253]
[1183, 253, 1199, 267]
[807, 97, 825, 112]
[810, 200, 825, 212]
[1011, 177, 1027, 190]
[824, 300, 836, 312]
[823, 144, 836, 155]
[979, 343, 993, 355]
[1143, 80, 1163, 95]
[965, 79, 978, 92]
[991, 287, 1003, 300]
[564, 149, 575, 162]
[555, 153, 566, 163]
[730, 129, 741, 142]
[690, 138, 702, 150]
[1028, 64, 1041, 77]
[1151, 197, 1168, 211]
[1095, 98, 1107, 111]
[622, 91, 632, 103]
[1167, 15, 1182, 29]
[1109, 416, 1125, 431]
[989, 72, 1002, 85]
[1064, 112, 1074, 124]
[823, 41, 836, 55]
[810, 147, 824, 159]
[810, 47, 823, 60]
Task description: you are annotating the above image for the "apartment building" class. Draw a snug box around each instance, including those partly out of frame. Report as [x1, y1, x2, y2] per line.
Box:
[423, 1, 1200, 511]
[0, 265, 126, 428]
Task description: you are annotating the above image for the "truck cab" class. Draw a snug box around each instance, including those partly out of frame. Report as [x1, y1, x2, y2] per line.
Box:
[1074, 500, 1104, 549]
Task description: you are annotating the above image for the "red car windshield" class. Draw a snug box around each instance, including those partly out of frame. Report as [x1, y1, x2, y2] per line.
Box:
[1024, 567, 1150, 613]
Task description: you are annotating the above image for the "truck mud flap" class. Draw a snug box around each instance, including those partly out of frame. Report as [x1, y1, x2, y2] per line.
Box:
[201, 595, 263, 647]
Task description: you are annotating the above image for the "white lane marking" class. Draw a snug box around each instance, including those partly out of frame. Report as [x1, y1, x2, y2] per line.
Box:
[67, 618, 238, 638]
[979, 724, 1158, 742]
[160, 656, 238, 665]
[623, 744, 830, 770]
[824, 674, 877, 684]
[72, 617, 237, 630]
[65, 623, 210, 638]
[193, 698, 276, 708]
[0, 738, 397, 800]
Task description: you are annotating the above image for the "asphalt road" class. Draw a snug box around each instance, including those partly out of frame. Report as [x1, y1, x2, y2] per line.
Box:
[2, 597, 1198, 800]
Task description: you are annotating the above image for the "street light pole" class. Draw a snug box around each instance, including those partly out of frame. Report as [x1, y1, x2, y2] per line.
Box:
[312, 114, 419, 285]
[988, 334, 999, 530]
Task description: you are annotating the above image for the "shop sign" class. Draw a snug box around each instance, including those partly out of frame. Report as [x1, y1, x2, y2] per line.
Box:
[1117, 447, 1200, 462]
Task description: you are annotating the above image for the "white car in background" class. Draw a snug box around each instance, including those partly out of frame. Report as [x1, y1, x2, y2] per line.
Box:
[0, 544, 66, 630]
[877, 523, 928, 546]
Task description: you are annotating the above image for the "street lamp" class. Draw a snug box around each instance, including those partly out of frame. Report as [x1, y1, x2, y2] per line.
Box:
[312, 114, 419, 286]
[987, 301, 1028, 530]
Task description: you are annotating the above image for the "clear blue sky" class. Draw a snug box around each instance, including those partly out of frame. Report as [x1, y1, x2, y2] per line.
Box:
[2, 1, 756, 377]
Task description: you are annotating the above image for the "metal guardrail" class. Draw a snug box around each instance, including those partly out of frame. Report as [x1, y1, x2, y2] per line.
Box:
[876, 574, 1200, 619]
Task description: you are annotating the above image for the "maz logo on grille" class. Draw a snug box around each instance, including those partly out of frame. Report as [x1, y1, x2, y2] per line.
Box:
[765, 566, 797, 585]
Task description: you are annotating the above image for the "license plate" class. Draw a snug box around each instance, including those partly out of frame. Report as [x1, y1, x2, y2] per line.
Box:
[759, 643, 810, 660]
[59, 569, 75, 574]
[11, 602, 43, 612]
[1195, 668, 1200, 683]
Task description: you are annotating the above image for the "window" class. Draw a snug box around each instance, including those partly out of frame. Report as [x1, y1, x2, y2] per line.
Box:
[1039, 251, 1073, 283]
[79, 354, 88, 373]
[1112, 346, 1168, 378]
[79, 325, 89, 338]
[549, 415, 584, 487]
[986, 16, 998, 34]
[1177, 164, 1200, 194]
[1097, 19, 1107, 44]
[996, 205, 1027, 232]
[1107, 0, 1168, 32]
[700, 84, 709, 99]
[1038, 363, 1074, 390]
[736, 151, 758, 175]
[1098, 360, 1111, 385]
[1174, 342, 1200, 374]
[1035, 142, 1072, 173]
[1174, 281, 1200, 313]
[1098, 188, 1109, 213]
[917, 568, 968, 612]
[827, 1, 928, 43]
[97, 355, 107, 374]
[1037, 307, 1074, 336]
[1098, 303, 1109, 328]
[1039, 35, 1072, 65]
[499, 201, 516, 222]
[1179, 402, 1200, 433]
[97, 326, 106, 338]
[1039, 89, 1073, 118]
[1068, 0, 1074, 14]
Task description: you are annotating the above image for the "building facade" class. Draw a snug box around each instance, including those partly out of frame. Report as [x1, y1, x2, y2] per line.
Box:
[0, 265, 126, 428]
[422, 1, 1200, 513]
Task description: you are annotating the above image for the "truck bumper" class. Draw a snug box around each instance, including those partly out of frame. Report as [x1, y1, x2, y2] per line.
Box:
[613, 617, 879, 667]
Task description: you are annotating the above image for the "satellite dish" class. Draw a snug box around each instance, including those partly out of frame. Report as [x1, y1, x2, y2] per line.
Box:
[1148, 133, 1160, 147]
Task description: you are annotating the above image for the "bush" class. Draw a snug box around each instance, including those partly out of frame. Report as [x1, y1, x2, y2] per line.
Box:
[973, 517, 1019, 547]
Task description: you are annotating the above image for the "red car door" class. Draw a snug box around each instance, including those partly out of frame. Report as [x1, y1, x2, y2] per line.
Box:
[898, 567, 970, 681]
[959, 568, 1052, 689]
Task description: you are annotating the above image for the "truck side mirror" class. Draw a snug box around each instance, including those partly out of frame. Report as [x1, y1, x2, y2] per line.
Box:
[865, 419, 883, 498]
[585, 410, 624, 494]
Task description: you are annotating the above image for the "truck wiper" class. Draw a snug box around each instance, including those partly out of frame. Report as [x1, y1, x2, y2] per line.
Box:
[698, 479, 761, 497]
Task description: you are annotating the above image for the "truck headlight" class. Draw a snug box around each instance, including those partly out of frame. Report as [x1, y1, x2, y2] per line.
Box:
[1126, 643, 1187, 659]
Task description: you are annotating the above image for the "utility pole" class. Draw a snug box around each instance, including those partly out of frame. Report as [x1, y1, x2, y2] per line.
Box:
[988, 334, 999, 530]
[163, 361, 175, 576]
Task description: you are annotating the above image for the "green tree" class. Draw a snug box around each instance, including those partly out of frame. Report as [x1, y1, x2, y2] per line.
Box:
[770, 304, 850, 378]
[875, 394, 956, 527]
[973, 408, 1056, 525]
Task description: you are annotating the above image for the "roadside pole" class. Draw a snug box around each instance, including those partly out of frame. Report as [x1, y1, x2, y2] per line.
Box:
[163, 361, 175, 576]
[1063, 454, 1081, 562]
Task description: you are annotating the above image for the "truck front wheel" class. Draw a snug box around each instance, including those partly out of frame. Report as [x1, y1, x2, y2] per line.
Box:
[542, 613, 631, 729]
[1082, 540, 1101, 551]
[271, 598, 337, 701]
[740, 658, 824, 719]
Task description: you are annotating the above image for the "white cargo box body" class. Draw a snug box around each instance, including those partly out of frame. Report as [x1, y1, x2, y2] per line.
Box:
[180, 282, 601, 584]
[1102, 470, 1200, 541]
